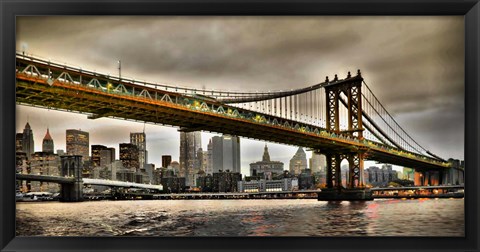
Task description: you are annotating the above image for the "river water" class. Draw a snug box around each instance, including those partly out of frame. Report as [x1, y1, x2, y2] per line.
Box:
[16, 198, 464, 236]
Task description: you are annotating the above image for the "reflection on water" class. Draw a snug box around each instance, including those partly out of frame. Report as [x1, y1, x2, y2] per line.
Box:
[16, 198, 464, 236]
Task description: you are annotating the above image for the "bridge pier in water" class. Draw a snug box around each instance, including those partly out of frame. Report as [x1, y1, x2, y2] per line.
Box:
[60, 155, 84, 202]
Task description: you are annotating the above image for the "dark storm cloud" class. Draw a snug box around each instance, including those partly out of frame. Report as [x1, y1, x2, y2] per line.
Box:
[16, 16, 465, 162]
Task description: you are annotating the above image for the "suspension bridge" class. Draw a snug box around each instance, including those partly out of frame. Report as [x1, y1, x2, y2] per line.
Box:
[15, 53, 453, 200]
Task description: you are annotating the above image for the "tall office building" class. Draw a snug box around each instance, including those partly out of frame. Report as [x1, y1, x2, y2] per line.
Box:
[289, 147, 307, 175]
[179, 131, 202, 186]
[119, 143, 140, 171]
[42, 128, 54, 154]
[208, 135, 241, 174]
[162, 155, 172, 168]
[91, 145, 108, 167]
[22, 122, 34, 159]
[309, 152, 326, 173]
[130, 132, 147, 166]
[66, 129, 89, 159]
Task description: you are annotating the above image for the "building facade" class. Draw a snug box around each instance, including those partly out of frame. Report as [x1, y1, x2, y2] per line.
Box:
[237, 177, 299, 193]
[289, 147, 307, 175]
[212, 170, 242, 192]
[208, 135, 241, 174]
[119, 143, 140, 171]
[249, 144, 284, 178]
[365, 165, 399, 187]
[179, 131, 202, 186]
[130, 132, 147, 167]
[42, 128, 54, 154]
[22, 122, 35, 159]
[91, 145, 108, 167]
[29, 152, 61, 193]
[309, 152, 326, 173]
[66, 129, 89, 159]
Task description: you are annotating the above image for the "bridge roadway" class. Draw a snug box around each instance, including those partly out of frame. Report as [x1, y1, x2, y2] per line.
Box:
[15, 54, 449, 171]
[16, 174, 163, 191]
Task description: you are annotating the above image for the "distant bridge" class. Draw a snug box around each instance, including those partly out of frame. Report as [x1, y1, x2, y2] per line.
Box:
[16, 155, 163, 201]
[16, 174, 163, 191]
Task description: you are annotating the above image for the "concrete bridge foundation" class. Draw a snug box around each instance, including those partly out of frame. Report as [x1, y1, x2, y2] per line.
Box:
[60, 155, 84, 202]
[317, 188, 373, 201]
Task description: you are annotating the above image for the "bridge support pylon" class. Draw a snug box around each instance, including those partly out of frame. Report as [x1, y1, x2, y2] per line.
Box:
[60, 155, 84, 202]
[317, 71, 372, 201]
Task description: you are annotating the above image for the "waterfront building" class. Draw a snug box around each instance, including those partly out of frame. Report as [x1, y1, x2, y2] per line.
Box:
[66, 129, 89, 159]
[22, 122, 34, 159]
[160, 168, 186, 193]
[29, 152, 61, 193]
[162, 155, 172, 168]
[179, 131, 202, 186]
[212, 170, 242, 192]
[57, 149, 65, 156]
[196, 171, 214, 192]
[119, 143, 140, 171]
[42, 128, 54, 154]
[249, 144, 284, 178]
[365, 165, 398, 187]
[309, 152, 326, 173]
[130, 132, 147, 166]
[289, 147, 307, 175]
[237, 177, 299, 193]
[208, 135, 241, 173]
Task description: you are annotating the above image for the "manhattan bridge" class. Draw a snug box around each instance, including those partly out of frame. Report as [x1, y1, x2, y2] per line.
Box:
[15, 53, 454, 200]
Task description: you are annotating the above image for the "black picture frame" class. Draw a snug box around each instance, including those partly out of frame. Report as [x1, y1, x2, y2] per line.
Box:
[1, 1, 479, 251]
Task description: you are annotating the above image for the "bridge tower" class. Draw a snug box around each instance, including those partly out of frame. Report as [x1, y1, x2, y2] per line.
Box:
[60, 155, 84, 202]
[319, 70, 372, 200]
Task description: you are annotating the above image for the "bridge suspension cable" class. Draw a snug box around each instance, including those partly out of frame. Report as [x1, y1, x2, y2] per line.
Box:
[361, 80, 444, 161]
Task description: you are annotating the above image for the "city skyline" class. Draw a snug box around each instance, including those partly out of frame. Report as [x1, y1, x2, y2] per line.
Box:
[16, 16, 464, 174]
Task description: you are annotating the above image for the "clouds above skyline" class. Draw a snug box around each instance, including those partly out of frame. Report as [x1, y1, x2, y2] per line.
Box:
[16, 16, 465, 172]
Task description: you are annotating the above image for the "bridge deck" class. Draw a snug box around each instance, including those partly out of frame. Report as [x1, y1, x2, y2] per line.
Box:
[15, 55, 450, 170]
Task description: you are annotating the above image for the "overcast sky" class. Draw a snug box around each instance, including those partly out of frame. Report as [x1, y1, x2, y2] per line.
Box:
[16, 16, 464, 174]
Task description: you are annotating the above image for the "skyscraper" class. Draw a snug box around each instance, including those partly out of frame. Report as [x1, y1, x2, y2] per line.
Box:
[179, 131, 202, 186]
[22, 122, 34, 159]
[42, 128, 54, 154]
[66, 129, 89, 159]
[130, 132, 147, 166]
[289, 147, 307, 175]
[119, 143, 139, 171]
[208, 135, 241, 173]
[91, 145, 108, 167]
